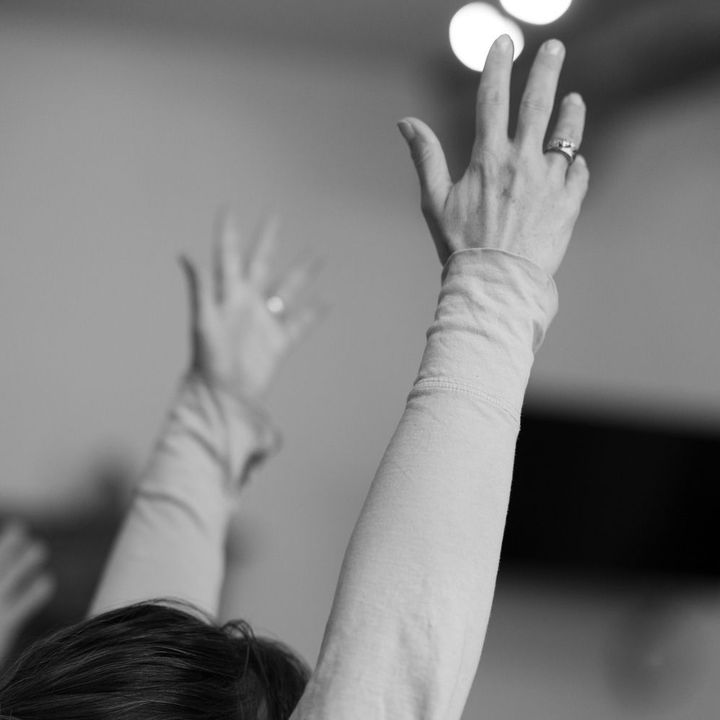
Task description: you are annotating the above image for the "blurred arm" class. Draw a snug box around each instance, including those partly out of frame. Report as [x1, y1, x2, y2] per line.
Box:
[87, 374, 279, 618]
[291, 248, 557, 720]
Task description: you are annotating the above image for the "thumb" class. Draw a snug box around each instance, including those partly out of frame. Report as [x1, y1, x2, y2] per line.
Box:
[397, 117, 452, 213]
[178, 254, 211, 333]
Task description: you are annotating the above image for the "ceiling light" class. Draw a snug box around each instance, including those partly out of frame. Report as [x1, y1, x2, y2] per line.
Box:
[449, 3, 524, 72]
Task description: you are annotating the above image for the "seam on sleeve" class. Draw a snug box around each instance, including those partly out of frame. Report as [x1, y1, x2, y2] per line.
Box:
[409, 377, 520, 423]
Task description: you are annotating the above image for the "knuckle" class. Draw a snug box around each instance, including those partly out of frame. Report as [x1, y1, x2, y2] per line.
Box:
[472, 150, 527, 197]
[469, 148, 501, 176]
[520, 94, 550, 115]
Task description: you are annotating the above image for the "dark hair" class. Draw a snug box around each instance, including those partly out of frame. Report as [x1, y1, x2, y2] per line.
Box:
[0, 599, 310, 720]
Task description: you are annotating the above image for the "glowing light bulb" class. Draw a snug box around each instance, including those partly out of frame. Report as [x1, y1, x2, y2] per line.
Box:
[500, 0, 573, 25]
[449, 3, 524, 72]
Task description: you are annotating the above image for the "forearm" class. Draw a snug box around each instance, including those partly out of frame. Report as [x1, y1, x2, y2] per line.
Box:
[87, 375, 279, 618]
[293, 248, 557, 720]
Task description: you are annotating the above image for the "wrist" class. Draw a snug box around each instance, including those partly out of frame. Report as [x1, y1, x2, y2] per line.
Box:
[156, 372, 282, 494]
[184, 371, 282, 488]
[415, 247, 558, 416]
[443, 247, 558, 301]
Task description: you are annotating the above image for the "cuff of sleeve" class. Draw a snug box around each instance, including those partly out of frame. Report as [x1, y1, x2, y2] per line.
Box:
[146, 374, 282, 496]
[414, 247, 559, 416]
[440, 247, 559, 351]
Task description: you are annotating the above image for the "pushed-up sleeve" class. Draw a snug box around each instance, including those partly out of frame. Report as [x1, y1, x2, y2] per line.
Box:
[291, 248, 558, 720]
[87, 375, 281, 619]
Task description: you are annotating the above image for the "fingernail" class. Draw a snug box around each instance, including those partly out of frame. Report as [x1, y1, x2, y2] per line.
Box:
[544, 39, 564, 56]
[567, 92, 583, 105]
[495, 34, 512, 51]
[397, 119, 415, 142]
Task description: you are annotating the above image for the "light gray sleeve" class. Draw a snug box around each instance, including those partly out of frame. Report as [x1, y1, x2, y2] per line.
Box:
[291, 248, 558, 720]
[87, 376, 281, 619]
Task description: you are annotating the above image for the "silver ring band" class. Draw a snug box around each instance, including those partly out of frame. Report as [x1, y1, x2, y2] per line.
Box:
[544, 137, 579, 164]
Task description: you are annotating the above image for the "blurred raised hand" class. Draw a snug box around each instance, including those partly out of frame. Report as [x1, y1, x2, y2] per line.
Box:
[398, 35, 589, 275]
[180, 211, 327, 403]
[0, 522, 55, 666]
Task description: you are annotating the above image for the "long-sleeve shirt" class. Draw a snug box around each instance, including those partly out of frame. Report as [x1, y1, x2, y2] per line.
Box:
[88, 247, 558, 720]
[88, 374, 283, 616]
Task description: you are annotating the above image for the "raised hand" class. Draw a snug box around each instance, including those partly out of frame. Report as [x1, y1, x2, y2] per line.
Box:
[180, 211, 327, 402]
[0, 522, 55, 666]
[398, 36, 589, 276]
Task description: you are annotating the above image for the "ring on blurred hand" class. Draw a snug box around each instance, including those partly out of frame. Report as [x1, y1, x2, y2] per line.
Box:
[266, 295, 286, 318]
[544, 137, 579, 165]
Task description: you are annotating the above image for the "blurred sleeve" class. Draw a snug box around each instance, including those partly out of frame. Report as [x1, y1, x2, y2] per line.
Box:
[87, 375, 281, 618]
[291, 247, 558, 720]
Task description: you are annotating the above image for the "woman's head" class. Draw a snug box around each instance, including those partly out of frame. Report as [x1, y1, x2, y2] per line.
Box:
[0, 600, 309, 720]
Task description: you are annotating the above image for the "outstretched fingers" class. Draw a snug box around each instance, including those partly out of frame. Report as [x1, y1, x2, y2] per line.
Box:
[545, 92, 586, 176]
[0, 524, 55, 626]
[0, 541, 46, 593]
[246, 214, 281, 292]
[273, 254, 324, 308]
[213, 209, 243, 301]
[515, 39, 566, 149]
[6, 571, 55, 626]
[546, 90, 589, 199]
[473, 34, 514, 150]
[397, 117, 452, 215]
[179, 255, 212, 334]
[566, 154, 590, 202]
